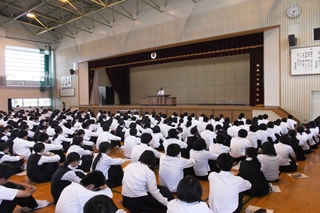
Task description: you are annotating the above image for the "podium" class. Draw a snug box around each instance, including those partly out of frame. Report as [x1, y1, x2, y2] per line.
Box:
[140, 95, 176, 106]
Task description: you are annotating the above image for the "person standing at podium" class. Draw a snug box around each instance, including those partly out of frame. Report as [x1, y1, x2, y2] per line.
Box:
[157, 87, 165, 95]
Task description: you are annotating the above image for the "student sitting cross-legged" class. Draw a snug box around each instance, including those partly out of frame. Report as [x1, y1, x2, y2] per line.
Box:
[0, 142, 24, 174]
[159, 144, 195, 193]
[208, 153, 251, 213]
[55, 170, 113, 213]
[122, 150, 174, 213]
[91, 142, 128, 188]
[51, 152, 86, 204]
[0, 163, 49, 213]
[167, 176, 213, 213]
[26, 143, 60, 183]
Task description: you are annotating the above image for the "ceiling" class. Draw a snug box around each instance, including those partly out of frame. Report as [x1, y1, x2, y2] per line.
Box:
[0, 0, 186, 43]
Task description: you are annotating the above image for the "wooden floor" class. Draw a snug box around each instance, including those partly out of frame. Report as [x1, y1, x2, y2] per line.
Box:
[11, 145, 320, 213]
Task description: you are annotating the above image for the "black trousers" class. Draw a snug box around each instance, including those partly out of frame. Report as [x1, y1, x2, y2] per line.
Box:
[0, 182, 38, 213]
[122, 185, 174, 213]
[279, 161, 297, 172]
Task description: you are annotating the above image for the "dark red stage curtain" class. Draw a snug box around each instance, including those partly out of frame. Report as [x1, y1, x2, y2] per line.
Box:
[106, 67, 130, 104]
[89, 33, 264, 106]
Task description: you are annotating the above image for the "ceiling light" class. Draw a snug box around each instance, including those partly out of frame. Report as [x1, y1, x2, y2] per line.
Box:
[26, 13, 35, 18]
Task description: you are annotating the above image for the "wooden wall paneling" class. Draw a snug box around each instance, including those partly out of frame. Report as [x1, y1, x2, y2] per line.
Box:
[196, 109, 214, 117]
[232, 110, 253, 121]
[213, 110, 232, 121]
[167, 108, 180, 117]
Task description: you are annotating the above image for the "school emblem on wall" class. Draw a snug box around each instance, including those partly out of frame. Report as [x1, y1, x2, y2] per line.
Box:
[151, 52, 157, 59]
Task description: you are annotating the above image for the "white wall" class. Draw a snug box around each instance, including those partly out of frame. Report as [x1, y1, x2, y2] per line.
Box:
[54, 0, 320, 121]
[264, 28, 280, 107]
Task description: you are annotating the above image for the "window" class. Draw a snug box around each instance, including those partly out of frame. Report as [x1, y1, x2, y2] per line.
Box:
[5, 46, 45, 81]
[11, 98, 51, 107]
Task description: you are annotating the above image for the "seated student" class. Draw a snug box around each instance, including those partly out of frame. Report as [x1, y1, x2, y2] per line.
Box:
[67, 137, 93, 172]
[27, 143, 60, 182]
[200, 124, 217, 149]
[159, 144, 195, 192]
[12, 130, 35, 160]
[122, 150, 174, 213]
[150, 125, 165, 151]
[167, 176, 214, 213]
[55, 170, 113, 213]
[91, 142, 127, 188]
[37, 132, 65, 163]
[190, 138, 219, 180]
[83, 194, 126, 213]
[51, 152, 86, 204]
[246, 125, 262, 149]
[229, 129, 252, 162]
[274, 135, 297, 172]
[257, 142, 281, 182]
[123, 128, 140, 158]
[288, 130, 306, 161]
[6, 129, 19, 155]
[163, 129, 188, 157]
[208, 153, 251, 213]
[238, 147, 269, 197]
[51, 126, 73, 152]
[130, 133, 162, 163]
[0, 143, 24, 174]
[96, 124, 122, 150]
[208, 134, 230, 172]
[76, 129, 95, 150]
[0, 163, 49, 213]
[186, 126, 200, 153]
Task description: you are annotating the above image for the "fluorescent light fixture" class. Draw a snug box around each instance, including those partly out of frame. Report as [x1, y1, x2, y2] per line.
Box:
[26, 13, 36, 18]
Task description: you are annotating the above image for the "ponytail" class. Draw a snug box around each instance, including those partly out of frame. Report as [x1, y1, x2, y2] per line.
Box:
[53, 126, 62, 141]
[91, 142, 112, 171]
[63, 152, 80, 166]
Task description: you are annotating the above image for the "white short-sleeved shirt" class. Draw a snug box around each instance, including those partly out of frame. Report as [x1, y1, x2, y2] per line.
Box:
[55, 182, 113, 213]
[257, 154, 280, 181]
[274, 143, 296, 166]
[208, 171, 251, 213]
[0, 185, 18, 204]
[130, 144, 162, 163]
[190, 150, 218, 176]
[159, 155, 195, 192]
[209, 143, 230, 155]
[122, 162, 168, 206]
[229, 137, 252, 158]
[92, 153, 124, 179]
[167, 199, 214, 213]
[163, 138, 187, 152]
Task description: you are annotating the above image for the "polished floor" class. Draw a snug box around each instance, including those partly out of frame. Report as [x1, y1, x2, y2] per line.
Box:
[11, 144, 320, 213]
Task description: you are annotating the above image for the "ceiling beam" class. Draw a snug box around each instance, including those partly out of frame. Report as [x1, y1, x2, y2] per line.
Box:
[2, 0, 49, 26]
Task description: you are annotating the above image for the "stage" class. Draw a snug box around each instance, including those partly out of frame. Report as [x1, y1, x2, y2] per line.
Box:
[75, 105, 292, 122]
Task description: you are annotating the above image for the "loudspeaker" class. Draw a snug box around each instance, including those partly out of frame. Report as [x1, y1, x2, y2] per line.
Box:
[314, 28, 320, 41]
[288, 34, 296, 46]
[70, 69, 75, 75]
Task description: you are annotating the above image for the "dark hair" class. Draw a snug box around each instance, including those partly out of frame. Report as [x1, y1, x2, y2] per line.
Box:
[205, 124, 214, 132]
[238, 129, 248, 138]
[0, 163, 15, 179]
[217, 153, 233, 171]
[138, 150, 156, 168]
[296, 126, 305, 134]
[0, 142, 9, 151]
[77, 129, 85, 136]
[92, 142, 113, 171]
[102, 124, 110, 132]
[53, 127, 63, 141]
[279, 135, 290, 145]
[152, 126, 161, 134]
[140, 133, 152, 144]
[17, 130, 28, 139]
[83, 195, 118, 213]
[215, 134, 225, 144]
[261, 142, 277, 156]
[72, 136, 84, 146]
[33, 142, 45, 153]
[190, 126, 198, 135]
[249, 125, 258, 132]
[63, 152, 81, 166]
[263, 114, 268, 119]
[168, 128, 178, 139]
[288, 130, 297, 137]
[37, 132, 49, 142]
[129, 128, 137, 136]
[177, 176, 202, 203]
[245, 147, 261, 169]
[267, 122, 274, 128]
[259, 124, 267, 131]
[193, 138, 206, 151]
[166, 144, 181, 157]
[80, 171, 106, 189]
